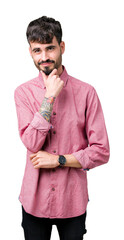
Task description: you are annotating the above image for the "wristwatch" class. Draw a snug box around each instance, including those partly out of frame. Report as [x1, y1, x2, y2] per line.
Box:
[58, 155, 66, 166]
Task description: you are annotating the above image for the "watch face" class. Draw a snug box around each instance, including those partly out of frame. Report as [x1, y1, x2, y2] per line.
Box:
[59, 155, 66, 165]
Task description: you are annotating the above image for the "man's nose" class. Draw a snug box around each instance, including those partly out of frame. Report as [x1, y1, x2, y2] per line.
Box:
[41, 51, 48, 61]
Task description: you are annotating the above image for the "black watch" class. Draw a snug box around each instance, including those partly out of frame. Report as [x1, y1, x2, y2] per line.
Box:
[58, 155, 66, 166]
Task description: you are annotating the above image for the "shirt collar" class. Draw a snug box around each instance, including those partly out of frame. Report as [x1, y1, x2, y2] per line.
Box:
[38, 66, 68, 89]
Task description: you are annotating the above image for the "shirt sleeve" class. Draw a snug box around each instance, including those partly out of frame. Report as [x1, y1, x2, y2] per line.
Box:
[14, 87, 53, 152]
[72, 87, 110, 170]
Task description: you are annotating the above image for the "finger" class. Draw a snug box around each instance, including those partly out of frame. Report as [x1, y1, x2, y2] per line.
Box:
[41, 68, 57, 78]
[32, 160, 39, 166]
[49, 68, 58, 77]
[41, 68, 58, 86]
[30, 153, 37, 160]
[60, 80, 64, 86]
[34, 164, 40, 169]
[31, 156, 39, 163]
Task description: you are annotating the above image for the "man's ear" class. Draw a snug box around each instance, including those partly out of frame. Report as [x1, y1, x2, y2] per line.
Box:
[60, 41, 65, 55]
[29, 46, 32, 57]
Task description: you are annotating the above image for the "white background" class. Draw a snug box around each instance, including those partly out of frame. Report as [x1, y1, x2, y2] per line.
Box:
[0, 0, 124, 239]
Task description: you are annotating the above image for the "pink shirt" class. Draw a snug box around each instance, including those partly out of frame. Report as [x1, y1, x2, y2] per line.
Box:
[14, 67, 110, 219]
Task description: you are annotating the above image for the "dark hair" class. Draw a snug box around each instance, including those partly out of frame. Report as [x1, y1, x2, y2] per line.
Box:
[26, 16, 62, 45]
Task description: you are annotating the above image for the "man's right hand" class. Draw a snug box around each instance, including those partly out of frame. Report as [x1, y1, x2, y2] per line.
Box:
[41, 69, 64, 98]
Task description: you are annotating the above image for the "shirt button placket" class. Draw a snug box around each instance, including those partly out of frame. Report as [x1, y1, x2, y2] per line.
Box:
[49, 103, 58, 217]
[51, 107, 57, 155]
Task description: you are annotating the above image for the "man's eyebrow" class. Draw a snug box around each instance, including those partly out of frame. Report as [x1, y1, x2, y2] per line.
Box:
[32, 45, 56, 52]
[46, 45, 56, 49]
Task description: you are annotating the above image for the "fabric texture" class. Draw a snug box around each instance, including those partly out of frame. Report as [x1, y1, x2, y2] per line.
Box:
[14, 66, 110, 218]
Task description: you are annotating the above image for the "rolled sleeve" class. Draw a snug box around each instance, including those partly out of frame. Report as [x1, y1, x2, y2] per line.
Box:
[14, 87, 54, 152]
[72, 88, 110, 170]
[31, 112, 53, 131]
[72, 150, 90, 171]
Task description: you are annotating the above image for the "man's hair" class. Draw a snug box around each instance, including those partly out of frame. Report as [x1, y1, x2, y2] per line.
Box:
[26, 16, 62, 45]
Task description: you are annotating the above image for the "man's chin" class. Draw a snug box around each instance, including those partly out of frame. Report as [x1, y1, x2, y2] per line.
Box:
[42, 67, 54, 76]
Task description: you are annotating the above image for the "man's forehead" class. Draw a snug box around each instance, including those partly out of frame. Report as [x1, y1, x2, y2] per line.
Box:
[30, 36, 58, 49]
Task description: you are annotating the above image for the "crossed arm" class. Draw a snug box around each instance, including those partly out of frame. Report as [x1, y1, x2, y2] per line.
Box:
[29, 69, 82, 169]
[30, 150, 82, 169]
[15, 75, 109, 171]
[30, 94, 82, 169]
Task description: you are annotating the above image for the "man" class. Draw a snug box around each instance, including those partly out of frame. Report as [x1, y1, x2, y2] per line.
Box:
[14, 16, 110, 240]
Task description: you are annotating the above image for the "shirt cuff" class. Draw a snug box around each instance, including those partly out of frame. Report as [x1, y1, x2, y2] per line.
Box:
[72, 150, 90, 171]
[30, 112, 53, 132]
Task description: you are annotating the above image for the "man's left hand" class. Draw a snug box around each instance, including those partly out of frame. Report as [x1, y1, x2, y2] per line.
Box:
[30, 150, 59, 169]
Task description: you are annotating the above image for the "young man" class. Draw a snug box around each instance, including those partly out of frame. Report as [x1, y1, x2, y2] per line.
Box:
[14, 16, 110, 240]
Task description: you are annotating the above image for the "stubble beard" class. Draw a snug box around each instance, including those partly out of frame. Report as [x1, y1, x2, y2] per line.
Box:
[34, 53, 62, 76]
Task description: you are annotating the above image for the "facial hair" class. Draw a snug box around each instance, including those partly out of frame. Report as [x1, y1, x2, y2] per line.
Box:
[34, 50, 62, 75]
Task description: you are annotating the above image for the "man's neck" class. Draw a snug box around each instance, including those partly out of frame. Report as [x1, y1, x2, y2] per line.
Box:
[57, 65, 64, 76]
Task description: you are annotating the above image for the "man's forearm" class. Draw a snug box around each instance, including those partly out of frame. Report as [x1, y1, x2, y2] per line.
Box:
[63, 154, 82, 168]
[30, 152, 82, 169]
[39, 96, 56, 122]
[55, 153, 82, 168]
[38, 94, 82, 168]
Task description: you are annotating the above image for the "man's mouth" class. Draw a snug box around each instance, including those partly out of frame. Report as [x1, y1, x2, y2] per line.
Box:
[41, 62, 53, 66]
[38, 60, 55, 66]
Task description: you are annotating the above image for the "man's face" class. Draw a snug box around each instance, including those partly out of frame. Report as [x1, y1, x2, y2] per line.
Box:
[29, 36, 65, 75]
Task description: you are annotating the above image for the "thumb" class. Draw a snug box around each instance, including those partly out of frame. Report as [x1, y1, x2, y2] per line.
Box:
[49, 68, 58, 77]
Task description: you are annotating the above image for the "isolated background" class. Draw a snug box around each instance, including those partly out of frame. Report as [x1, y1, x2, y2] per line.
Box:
[0, 0, 124, 239]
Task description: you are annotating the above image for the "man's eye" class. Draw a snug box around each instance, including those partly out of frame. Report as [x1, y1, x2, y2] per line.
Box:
[48, 46, 55, 51]
[34, 49, 40, 53]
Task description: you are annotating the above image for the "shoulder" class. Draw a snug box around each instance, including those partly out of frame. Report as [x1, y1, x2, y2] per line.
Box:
[68, 74, 96, 93]
[14, 76, 38, 97]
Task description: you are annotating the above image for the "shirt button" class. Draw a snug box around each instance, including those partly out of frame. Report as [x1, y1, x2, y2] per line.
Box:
[52, 169, 56, 172]
[52, 188, 55, 191]
[53, 130, 56, 134]
[53, 150, 56, 153]
[53, 112, 56, 115]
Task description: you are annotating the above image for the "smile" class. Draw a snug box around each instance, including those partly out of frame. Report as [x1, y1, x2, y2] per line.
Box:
[41, 62, 53, 66]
